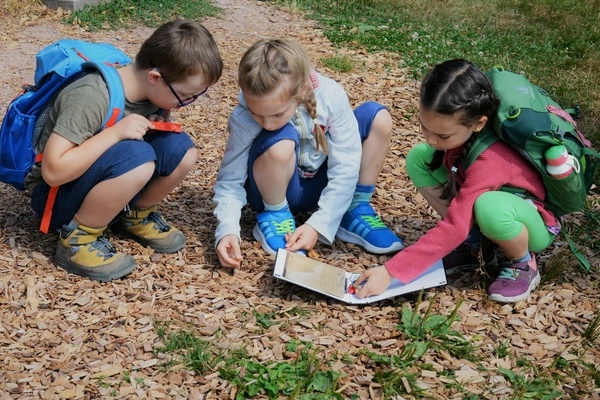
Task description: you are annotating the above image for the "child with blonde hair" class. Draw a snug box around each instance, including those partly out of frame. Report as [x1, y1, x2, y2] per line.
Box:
[213, 38, 403, 267]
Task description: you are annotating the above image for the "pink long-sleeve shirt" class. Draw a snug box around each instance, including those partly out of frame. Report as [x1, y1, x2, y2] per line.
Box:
[386, 141, 559, 284]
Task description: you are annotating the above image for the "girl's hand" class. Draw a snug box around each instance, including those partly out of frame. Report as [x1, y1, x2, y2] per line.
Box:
[353, 266, 394, 298]
[216, 235, 243, 268]
[108, 114, 154, 141]
[285, 224, 318, 253]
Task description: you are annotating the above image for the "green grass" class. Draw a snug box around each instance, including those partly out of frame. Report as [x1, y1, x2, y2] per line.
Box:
[269, 0, 600, 147]
[321, 55, 355, 73]
[148, 293, 600, 398]
[154, 322, 344, 399]
[64, 0, 221, 30]
[396, 293, 479, 361]
[498, 366, 564, 399]
[220, 342, 344, 400]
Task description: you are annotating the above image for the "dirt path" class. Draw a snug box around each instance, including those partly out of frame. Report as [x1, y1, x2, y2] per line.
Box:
[0, 1, 599, 399]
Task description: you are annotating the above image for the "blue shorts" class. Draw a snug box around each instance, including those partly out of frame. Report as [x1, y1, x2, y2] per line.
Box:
[246, 101, 387, 212]
[31, 131, 194, 232]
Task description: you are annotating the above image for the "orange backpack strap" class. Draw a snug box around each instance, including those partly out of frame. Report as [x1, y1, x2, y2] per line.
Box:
[38, 106, 123, 234]
[34, 152, 58, 234]
[40, 185, 58, 234]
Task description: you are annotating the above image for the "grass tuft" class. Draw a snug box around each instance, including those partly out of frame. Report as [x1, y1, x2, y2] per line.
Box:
[63, 0, 222, 30]
[321, 55, 355, 73]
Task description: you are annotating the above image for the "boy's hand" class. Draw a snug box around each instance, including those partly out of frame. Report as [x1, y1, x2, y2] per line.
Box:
[285, 224, 318, 253]
[111, 114, 154, 141]
[216, 235, 243, 268]
[353, 266, 394, 298]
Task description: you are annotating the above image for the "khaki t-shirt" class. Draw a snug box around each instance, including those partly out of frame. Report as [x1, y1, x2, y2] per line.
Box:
[25, 72, 159, 193]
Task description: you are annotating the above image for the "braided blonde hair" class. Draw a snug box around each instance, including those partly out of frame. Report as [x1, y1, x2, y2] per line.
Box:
[238, 39, 328, 153]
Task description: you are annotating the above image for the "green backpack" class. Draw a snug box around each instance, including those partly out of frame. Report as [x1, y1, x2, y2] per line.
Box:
[464, 68, 600, 269]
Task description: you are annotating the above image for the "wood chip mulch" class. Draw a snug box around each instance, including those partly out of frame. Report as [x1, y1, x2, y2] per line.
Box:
[0, 0, 598, 399]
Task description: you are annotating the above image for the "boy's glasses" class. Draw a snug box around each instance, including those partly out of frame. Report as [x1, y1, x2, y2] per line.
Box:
[151, 63, 207, 107]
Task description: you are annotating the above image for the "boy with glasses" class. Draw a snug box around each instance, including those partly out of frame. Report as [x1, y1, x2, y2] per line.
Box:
[150, 61, 209, 108]
[25, 20, 223, 281]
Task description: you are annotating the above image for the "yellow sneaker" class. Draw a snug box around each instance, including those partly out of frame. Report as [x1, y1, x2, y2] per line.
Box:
[55, 221, 136, 282]
[112, 206, 185, 253]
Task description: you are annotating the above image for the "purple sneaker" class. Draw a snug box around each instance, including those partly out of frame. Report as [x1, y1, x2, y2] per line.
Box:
[488, 254, 540, 303]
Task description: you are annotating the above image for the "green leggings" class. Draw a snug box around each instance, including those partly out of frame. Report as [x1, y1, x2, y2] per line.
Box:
[405, 143, 555, 252]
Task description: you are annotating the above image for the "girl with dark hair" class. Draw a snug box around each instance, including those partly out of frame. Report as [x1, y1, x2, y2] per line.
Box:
[354, 59, 559, 303]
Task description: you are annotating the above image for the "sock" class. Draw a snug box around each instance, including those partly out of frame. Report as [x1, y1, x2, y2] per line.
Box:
[349, 184, 375, 210]
[264, 199, 289, 212]
[66, 218, 79, 230]
[513, 252, 533, 267]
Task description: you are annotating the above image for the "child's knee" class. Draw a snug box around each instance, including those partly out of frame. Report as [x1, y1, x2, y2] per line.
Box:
[124, 161, 155, 187]
[474, 192, 521, 240]
[372, 108, 393, 138]
[179, 147, 198, 171]
[474, 192, 500, 222]
[259, 139, 296, 164]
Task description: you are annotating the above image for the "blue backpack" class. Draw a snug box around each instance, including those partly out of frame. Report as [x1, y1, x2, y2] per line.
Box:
[0, 39, 130, 232]
[0, 39, 130, 190]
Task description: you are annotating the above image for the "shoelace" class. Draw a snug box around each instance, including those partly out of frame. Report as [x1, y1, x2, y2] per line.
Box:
[145, 211, 171, 233]
[497, 267, 519, 281]
[361, 214, 386, 229]
[272, 219, 295, 235]
[497, 261, 530, 280]
[88, 237, 117, 260]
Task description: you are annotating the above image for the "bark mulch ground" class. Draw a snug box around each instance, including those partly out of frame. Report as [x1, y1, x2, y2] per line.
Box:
[0, 1, 599, 399]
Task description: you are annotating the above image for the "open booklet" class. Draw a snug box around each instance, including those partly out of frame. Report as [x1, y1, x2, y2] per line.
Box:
[273, 249, 447, 304]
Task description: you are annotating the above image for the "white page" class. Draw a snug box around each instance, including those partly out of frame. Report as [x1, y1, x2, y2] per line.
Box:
[273, 249, 447, 304]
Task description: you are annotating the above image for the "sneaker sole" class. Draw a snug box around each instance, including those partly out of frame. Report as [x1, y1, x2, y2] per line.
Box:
[55, 252, 136, 283]
[488, 272, 541, 303]
[336, 227, 404, 254]
[111, 225, 186, 253]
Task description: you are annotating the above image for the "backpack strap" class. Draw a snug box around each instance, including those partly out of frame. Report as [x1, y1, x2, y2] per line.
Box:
[86, 61, 127, 128]
[582, 146, 600, 193]
[463, 128, 499, 169]
[547, 105, 591, 147]
[547, 104, 600, 192]
[39, 63, 126, 234]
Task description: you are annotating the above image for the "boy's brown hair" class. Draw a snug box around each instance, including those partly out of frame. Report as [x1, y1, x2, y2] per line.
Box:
[136, 19, 223, 85]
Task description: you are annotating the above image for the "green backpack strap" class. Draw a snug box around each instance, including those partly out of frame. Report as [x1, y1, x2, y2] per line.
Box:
[582, 146, 600, 190]
[463, 128, 500, 169]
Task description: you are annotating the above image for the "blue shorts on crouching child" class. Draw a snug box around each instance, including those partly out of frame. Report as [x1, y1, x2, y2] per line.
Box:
[246, 101, 403, 255]
[246, 101, 385, 211]
[31, 131, 194, 232]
